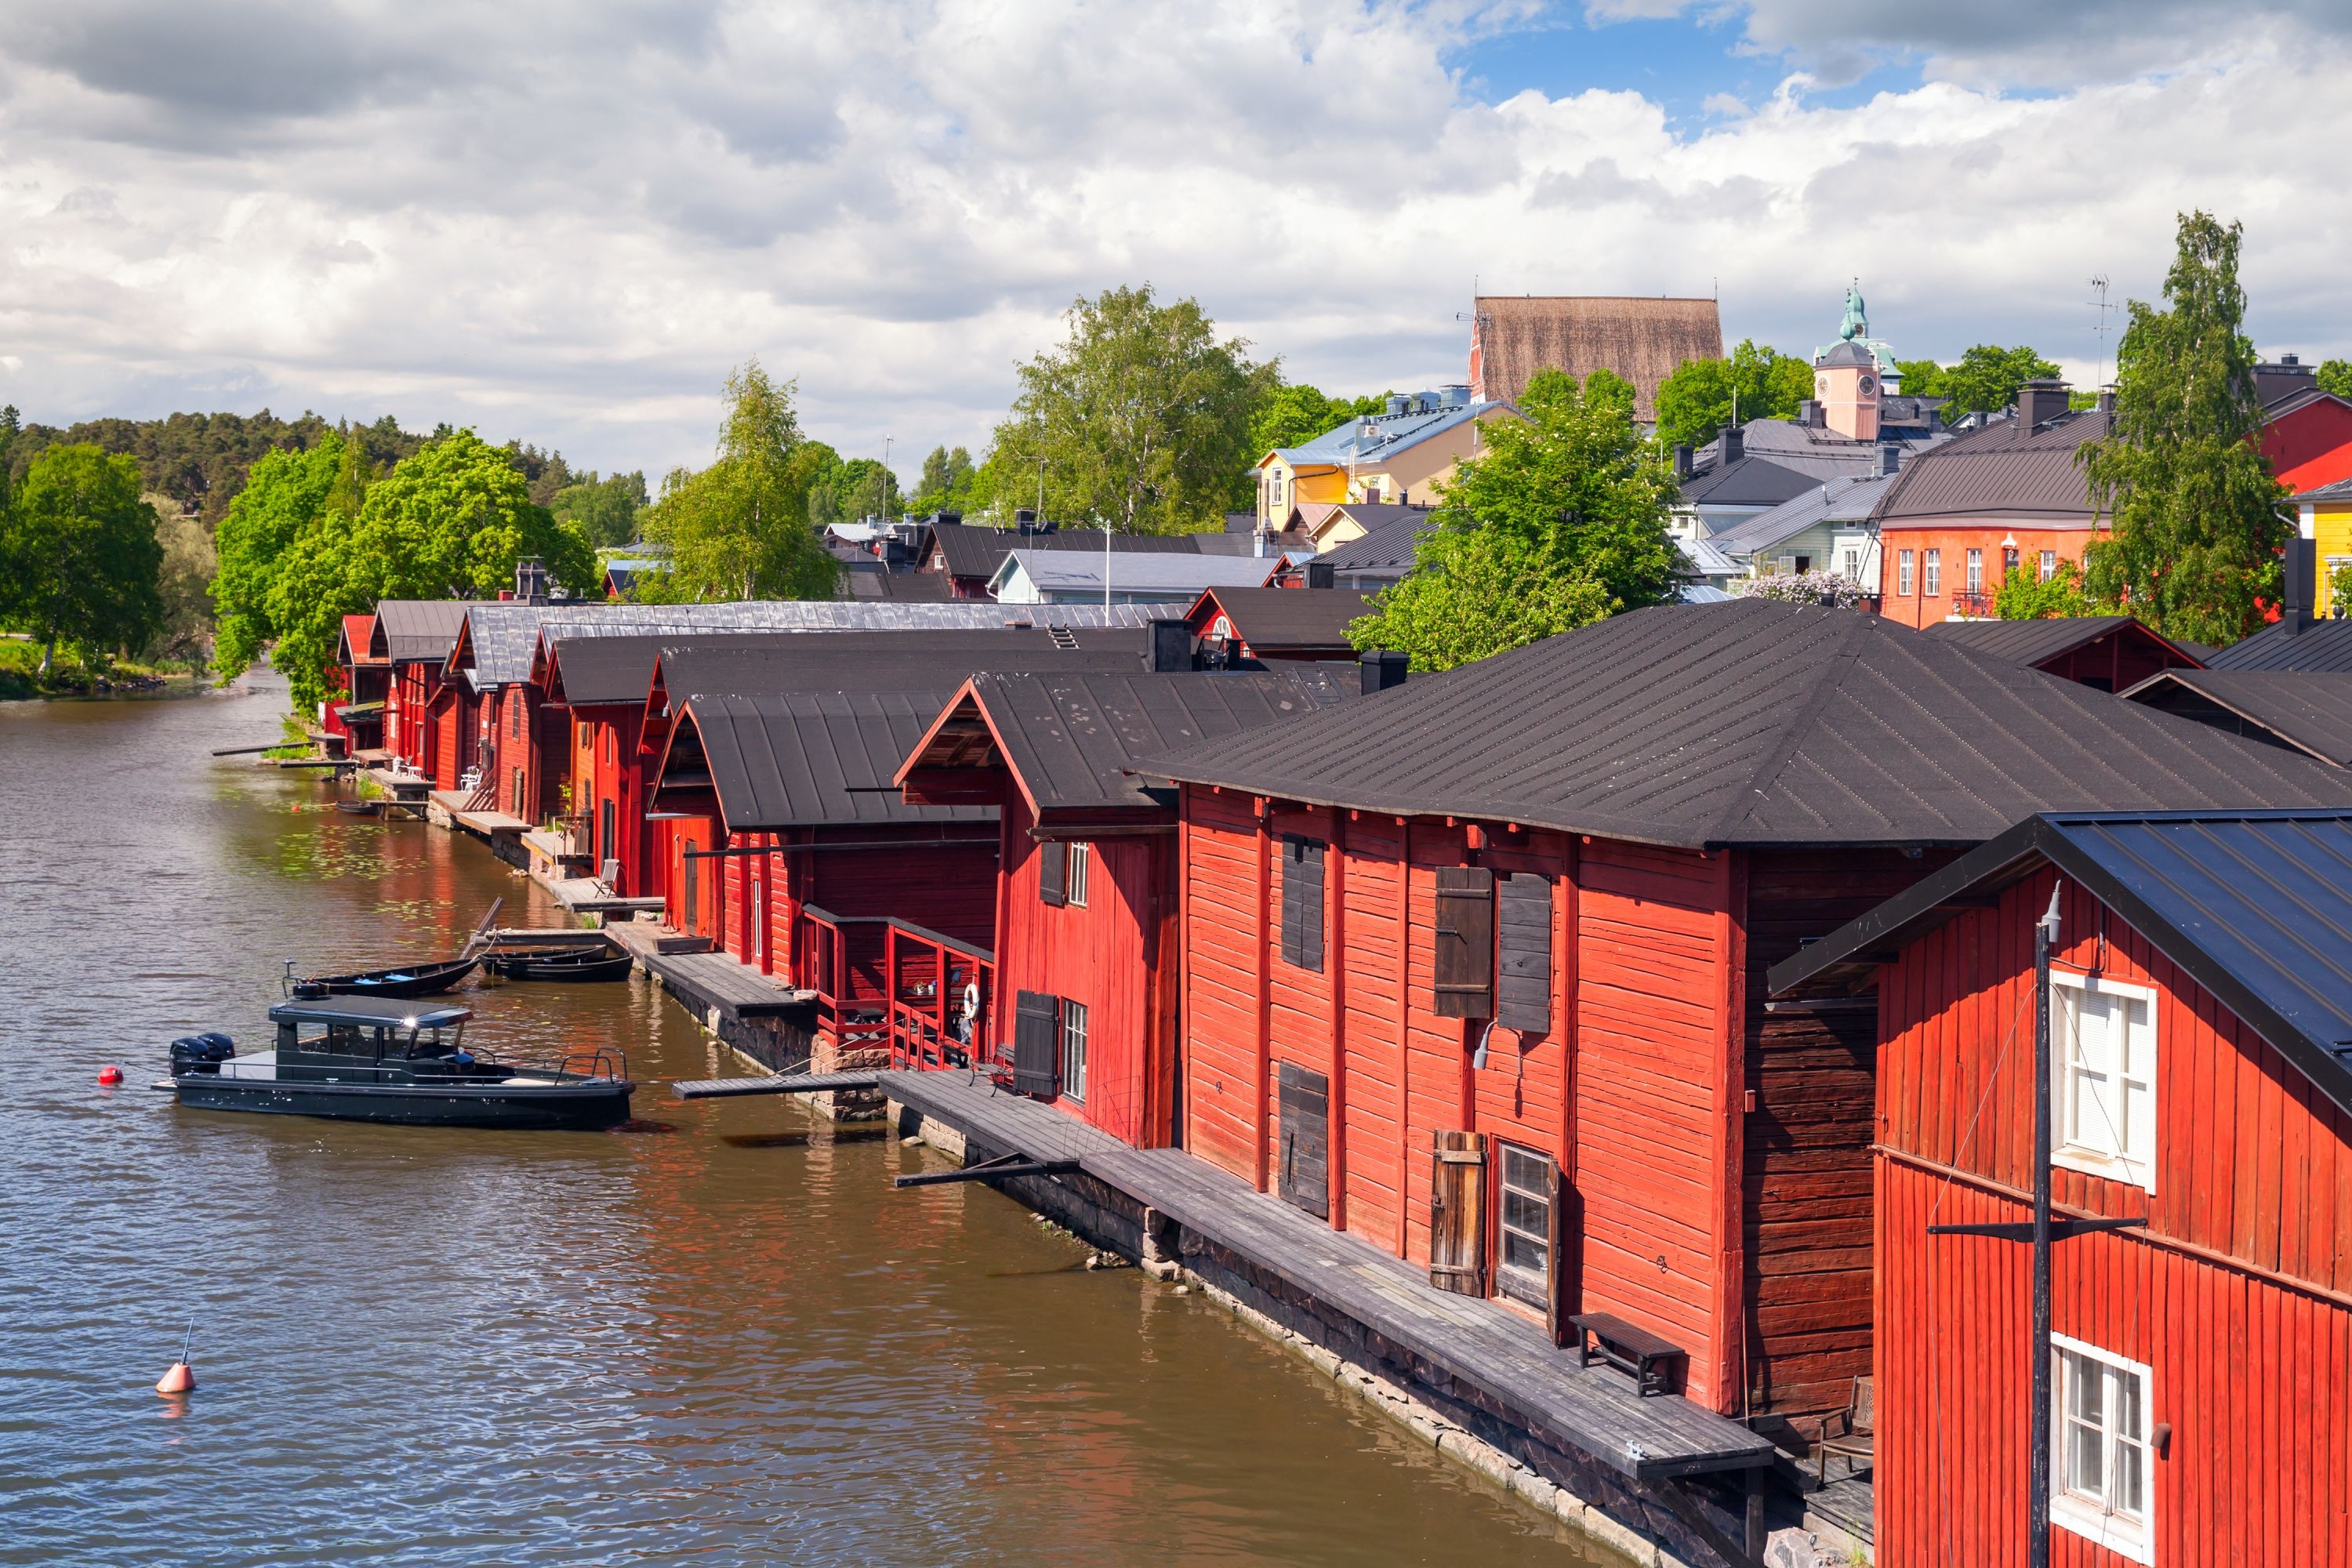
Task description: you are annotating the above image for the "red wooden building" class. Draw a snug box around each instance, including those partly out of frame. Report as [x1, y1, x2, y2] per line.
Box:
[1141, 601, 2352, 1422]
[1181, 585, 1374, 667]
[443, 603, 570, 820]
[328, 612, 390, 753]
[365, 601, 468, 778]
[1769, 810, 2352, 1568]
[894, 666, 1361, 1147]
[1924, 615, 2205, 694]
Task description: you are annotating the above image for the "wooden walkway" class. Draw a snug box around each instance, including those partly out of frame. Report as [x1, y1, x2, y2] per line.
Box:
[877, 1069, 1772, 1486]
[674, 1072, 880, 1100]
[608, 922, 815, 1020]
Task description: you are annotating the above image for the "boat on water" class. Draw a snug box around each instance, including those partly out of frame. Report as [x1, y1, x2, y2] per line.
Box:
[293, 954, 479, 999]
[162, 996, 634, 1131]
[485, 946, 633, 983]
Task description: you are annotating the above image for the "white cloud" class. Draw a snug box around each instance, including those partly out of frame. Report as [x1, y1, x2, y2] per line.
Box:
[0, 1, 2346, 481]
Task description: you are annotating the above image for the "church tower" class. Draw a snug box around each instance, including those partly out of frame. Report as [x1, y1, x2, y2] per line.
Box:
[1815, 283, 1882, 440]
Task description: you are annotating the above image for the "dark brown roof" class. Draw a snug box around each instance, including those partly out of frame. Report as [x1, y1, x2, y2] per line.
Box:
[1872, 409, 2110, 525]
[2203, 617, 2352, 672]
[1190, 587, 1373, 650]
[1922, 615, 2201, 670]
[665, 691, 989, 830]
[370, 601, 469, 664]
[553, 627, 1153, 708]
[903, 669, 1356, 819]
[1470, 296, 1723, 421]
[1140, 600, 2352, 849]
[2125, 670, 2352, 767]
[924, 521, 1213, 582]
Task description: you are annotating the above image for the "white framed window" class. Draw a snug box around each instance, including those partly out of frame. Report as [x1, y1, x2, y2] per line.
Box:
[1494, 1143, 1554, 1312]
[1060, 999, 1088, 1102]
[2052, 1334, 2154, 1565]
[1924, 549, 1942, 596]
[1898, 550, 1915, 595]
[1842, 548, 1860, 580]
[1067, 841, 1091, 908]
[2052, 971, 2158, 1192]
[1967, 548, 1984, 592]
[2041, 549, 2058, 582]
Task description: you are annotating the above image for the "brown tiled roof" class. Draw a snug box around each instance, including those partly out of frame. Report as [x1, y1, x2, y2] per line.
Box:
[1871, 409, 2110, 526]
[1470, 296, 1723, 421]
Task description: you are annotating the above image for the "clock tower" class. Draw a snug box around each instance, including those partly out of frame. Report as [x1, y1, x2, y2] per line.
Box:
[1816, 339, 1881, 440]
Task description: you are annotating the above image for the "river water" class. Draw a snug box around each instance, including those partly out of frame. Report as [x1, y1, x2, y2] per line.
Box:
[0, 672, 1624, 1567]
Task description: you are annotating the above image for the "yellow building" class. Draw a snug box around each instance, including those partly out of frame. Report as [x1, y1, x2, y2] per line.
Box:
[1254, 387, 1519, 529]
[2298, 476, 2352, 617]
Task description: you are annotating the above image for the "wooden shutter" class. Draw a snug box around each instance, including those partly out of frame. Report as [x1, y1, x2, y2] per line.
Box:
[1496, 873, 1552, 1034]
[1038, 840, 1067, 907]
[1012, 990, 1059, 1096]
[1279, 837, 1326, 972]
[681, 852, 699, 937]
[1544, 1158, 1571, 1345]
[1276, 1062, 1330, 1219]
[1428, 1130, 1487, 1294]
[1432, 866, 1494, 1018]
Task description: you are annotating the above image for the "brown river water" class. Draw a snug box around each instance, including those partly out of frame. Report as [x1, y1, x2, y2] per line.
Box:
[0, 670, 1628, 1567]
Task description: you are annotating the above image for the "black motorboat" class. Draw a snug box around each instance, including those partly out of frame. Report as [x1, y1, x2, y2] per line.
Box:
[161, 996, 634, 1131]
[485, 946, 633, 982]
[293, 955, 479, 999]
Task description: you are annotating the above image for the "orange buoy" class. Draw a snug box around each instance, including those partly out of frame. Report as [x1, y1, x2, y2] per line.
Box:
[98, 1065, 124, 1086]
[155, 1361, 195, 1395]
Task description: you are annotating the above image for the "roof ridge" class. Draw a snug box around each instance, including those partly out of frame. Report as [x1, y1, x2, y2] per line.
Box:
[1704, 609, 1879, 845]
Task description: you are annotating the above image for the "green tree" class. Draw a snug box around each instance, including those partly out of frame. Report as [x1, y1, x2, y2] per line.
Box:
[910, 445, 977, 515]
[0, 445, 164, 673]
[553, 471, 648, 547]
[342, 429, 596, 604]
[2317, 359, 2352, 400]
[1940, 343, 2063, 419]
[1893, 359, 1946, 400]
[640, 361, 837, 601]
[1247, 383, 1385, 458]
[1651, 339, 1816, 450]
[985, 284, 1277, 533]
[2082, 211, 2289, 647]
[211, 438, 344, 684]
[1994, 560, 2092, 619]
[1352, 368, 1678, 669]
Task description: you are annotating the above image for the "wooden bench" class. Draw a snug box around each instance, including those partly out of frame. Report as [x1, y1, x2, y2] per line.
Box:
[1570, 1312, 1685, 1398]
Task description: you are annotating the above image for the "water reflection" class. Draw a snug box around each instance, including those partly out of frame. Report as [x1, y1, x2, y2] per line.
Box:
[0, 673, 1625, 1567]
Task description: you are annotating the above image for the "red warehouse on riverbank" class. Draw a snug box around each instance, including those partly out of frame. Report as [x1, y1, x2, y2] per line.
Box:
[895, 665, 1363, 1147]
[1770, 810, 2352, 1568]
[1140, 601, 2352, 1421]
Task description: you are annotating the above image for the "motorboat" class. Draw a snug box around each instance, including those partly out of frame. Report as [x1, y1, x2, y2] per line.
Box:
[161, 995, 634, 1131]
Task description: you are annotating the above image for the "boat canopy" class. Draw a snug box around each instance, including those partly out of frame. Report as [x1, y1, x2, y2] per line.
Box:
[267, 996, 474, 1029]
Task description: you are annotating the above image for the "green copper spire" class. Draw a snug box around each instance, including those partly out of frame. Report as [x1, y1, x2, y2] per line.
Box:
[1838, 281, 1867, 343]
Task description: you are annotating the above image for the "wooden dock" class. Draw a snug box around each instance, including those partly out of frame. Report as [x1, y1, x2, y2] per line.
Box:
[673, 1072, 881, 1100]
[877, 1067, 1775, 1541]
[607, 921, 815, 1021]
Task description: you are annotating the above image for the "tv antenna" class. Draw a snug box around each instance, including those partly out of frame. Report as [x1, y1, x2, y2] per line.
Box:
[2088, 276, 2115, 394]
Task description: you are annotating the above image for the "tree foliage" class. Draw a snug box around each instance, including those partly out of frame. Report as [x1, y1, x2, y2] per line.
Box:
[2082, 211, 2289, 647]
[985, 284, 1276, 533]
[2317, 359, 2352, 401]
[639, 361, 837, 601]
[1651, 339, 1815, 450]
[553, 471, 649, 547]
[1247, 383, 1385, 459]
[1994, 560, 2092, 619]
[1931, 344, 2063, 419]
[211, 439, 346, 682]
[0, 444, 164, 671]
[1351, 368, 1678, 670]
[909, 445, 978, 516]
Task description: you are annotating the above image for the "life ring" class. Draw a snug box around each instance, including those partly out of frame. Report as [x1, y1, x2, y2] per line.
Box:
[960, 982, 981, 1022]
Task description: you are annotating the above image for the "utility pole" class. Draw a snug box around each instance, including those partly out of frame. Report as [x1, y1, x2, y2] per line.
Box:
[1929, 882, 2145, 1568]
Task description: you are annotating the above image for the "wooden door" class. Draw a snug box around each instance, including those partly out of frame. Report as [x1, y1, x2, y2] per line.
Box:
[681, 851, 699, 937]
[1012, 991, 1059, 1097]
[1428, 1130, 1487, 1295]
[1276, 1062, 1330, 1220]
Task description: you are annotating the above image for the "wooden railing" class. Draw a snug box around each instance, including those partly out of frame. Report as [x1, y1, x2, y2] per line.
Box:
[794, 904, 997, 1077]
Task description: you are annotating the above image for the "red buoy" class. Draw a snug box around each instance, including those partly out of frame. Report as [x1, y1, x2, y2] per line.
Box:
[155, 1361, 195, 1395]
[98, 1065, 125, 1087]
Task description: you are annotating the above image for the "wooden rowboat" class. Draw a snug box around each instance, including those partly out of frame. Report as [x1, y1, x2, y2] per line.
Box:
[486, 949, 633, 983]
[295, 955, 481, 999]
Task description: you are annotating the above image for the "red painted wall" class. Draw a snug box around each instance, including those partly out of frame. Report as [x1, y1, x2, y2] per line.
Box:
[2263, 396, 2352, 494]
[1875, 869, 2352, 1566]
[571, 704, 650, 895]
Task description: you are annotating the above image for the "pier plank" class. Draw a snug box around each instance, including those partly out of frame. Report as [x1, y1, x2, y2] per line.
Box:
[876, 1068, 1773, 1484]
[674, 1072, 882, 1099]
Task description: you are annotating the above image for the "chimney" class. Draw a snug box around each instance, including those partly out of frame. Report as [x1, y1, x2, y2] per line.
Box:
[2016, 379, 2071, 430]
[1359, 649, 1409, 695]
[1796, 399, 1818, 428]
[1439, 383, 1472, 408]
[2096, 387, 2117, 416]
[1720, 424, 1744, 464]
[2283, 354, 2302, 367]
[1385, 394, 1409, 417]
[1150, 618, 1194, 672]
[1305, 561, 1335, 590]
[514, 555, 549, 604]
[1878, 445, 1903, 477]
[2286, 536, 2318, 636]
[1674, 444, 1693, 480]
[1014, 507, 1038, 534]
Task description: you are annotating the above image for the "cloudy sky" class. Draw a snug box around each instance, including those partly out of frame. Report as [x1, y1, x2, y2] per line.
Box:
[4, 1, 2348, 483]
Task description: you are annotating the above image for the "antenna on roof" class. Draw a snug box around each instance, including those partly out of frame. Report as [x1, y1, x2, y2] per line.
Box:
[2089, 276, 2115, 395]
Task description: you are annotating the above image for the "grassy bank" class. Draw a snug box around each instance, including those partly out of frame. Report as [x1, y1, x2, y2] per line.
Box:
[0, 637, 197, 700]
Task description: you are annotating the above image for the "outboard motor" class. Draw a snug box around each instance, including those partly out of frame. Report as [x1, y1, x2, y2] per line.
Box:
[170, 1033, 236, 1075]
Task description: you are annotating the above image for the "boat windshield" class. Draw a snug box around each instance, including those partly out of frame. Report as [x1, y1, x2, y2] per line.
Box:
[402, 1021, 468, 1058]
